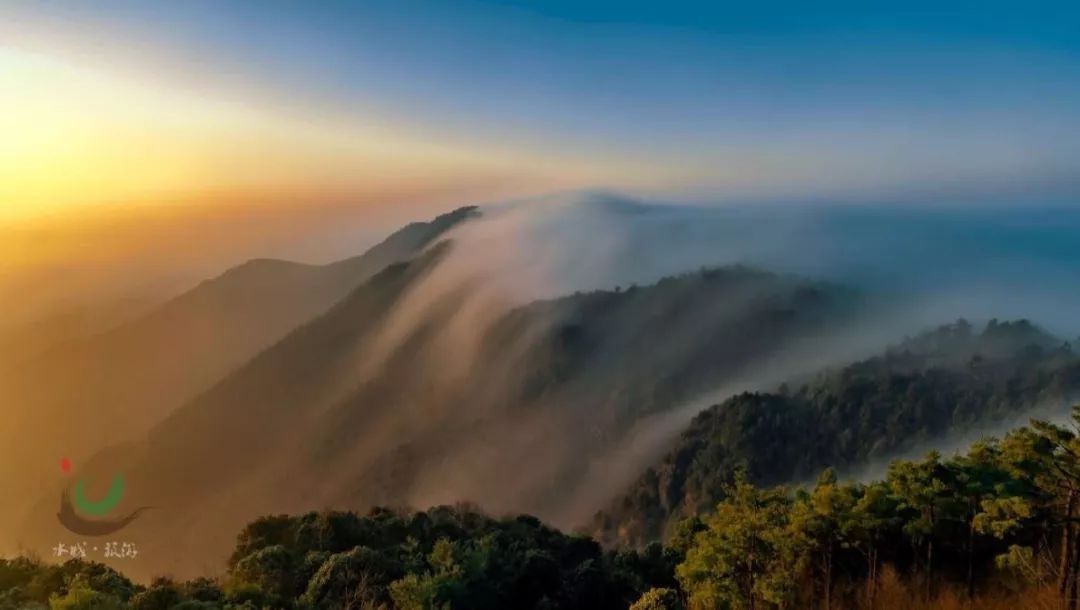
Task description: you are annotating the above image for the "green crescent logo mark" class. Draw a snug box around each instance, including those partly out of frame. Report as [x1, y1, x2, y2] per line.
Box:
[72, 474, 126, 516]
[57, 461, 149, 536]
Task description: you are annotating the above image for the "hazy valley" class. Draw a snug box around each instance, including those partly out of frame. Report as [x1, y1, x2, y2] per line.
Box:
[5, 196, 1080, 592]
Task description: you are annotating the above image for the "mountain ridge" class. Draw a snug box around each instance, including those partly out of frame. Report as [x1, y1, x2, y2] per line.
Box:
[19, 257, 862, 579]
[0, 206, 478, 539]
[589, 319, 1080, 548]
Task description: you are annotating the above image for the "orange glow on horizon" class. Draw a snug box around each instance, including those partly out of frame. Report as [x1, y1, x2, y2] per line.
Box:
[0, 47, 600, 224]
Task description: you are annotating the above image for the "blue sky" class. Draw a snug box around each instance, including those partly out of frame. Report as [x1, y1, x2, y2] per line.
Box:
[4, 0, 1080, 211]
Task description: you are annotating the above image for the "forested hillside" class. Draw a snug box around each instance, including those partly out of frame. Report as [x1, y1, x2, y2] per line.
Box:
[21, 262, 861, 579]
[592, 320, 1080, 547]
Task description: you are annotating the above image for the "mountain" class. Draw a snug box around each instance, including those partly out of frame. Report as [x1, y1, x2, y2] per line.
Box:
[0, 206, 478, 532]
[19, 254, 863, 579]
[590, 319, 1080, 547]
[0, 297, 155, 371]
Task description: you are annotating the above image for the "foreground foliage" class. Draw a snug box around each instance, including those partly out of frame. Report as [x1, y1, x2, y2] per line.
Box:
[1, 504, 678, 610]
[672, 406, 1080, 609]
[10, 406, 1080, 609]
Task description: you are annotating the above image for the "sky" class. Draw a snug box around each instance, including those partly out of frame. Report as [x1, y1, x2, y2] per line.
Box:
[2, 0, 1080, 322]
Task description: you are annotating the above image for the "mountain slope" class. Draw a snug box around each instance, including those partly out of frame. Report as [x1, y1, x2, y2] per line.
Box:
[0, 297, 155, 371]
[23, 260, 863, 579]
[590, 320, 1080, 547]
[0, 206, 477, 530]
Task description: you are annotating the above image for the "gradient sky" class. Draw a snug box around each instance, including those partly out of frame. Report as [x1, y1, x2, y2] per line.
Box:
[3, 1, 1080, 323]
[5, 0, 1080, 219]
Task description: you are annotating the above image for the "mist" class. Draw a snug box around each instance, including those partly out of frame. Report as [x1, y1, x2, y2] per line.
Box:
[281, 194, 1080, 523]
[838, 396, 1080, 487]
[376, 192, 1080, 333]
[327, 193, 1080, 524]
[9, 191, 1080, 580]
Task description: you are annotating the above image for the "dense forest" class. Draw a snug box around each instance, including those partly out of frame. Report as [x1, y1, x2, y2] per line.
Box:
[0, 504, 678, 610]
[10, 408, 1080, 609]
[592, 319, 1080, 547]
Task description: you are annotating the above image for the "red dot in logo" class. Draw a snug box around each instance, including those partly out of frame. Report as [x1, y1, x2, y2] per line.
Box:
[60, 457, 72, 474]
